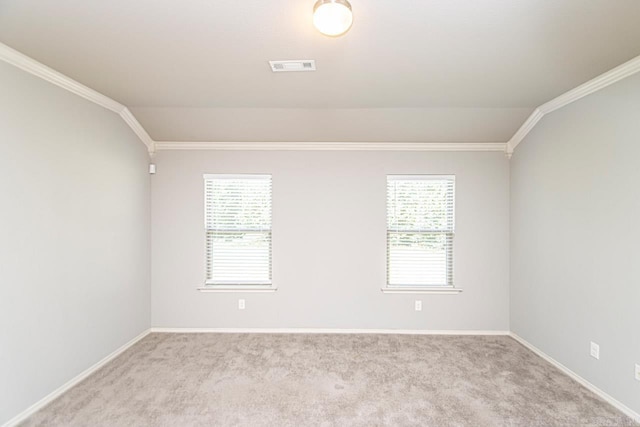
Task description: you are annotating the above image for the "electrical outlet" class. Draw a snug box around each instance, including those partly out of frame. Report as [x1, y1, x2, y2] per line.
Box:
[635, 364, 640, 381]
[414, 300, 422, 311]
[590, 342, 600, 360]
[238, 299, 246, 310]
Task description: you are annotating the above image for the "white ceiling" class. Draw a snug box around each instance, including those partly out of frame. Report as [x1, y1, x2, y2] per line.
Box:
[128, 107, 532, 142]
[1, 0, 640, 142]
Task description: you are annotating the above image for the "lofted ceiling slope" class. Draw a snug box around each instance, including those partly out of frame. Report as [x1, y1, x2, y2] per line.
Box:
[1, 0, 640, 142]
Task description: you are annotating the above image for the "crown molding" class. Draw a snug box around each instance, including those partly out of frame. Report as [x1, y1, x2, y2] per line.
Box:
[154, 141, 507, 152]
[120, 108, 155, 154]
[0, 43, 122, 113]
[507, 54, 640, 155]
[539, 54, 640, 114]
[505, 108, 543, 156]
[0, 42, 155, 155]
[3, 42, 640, 157]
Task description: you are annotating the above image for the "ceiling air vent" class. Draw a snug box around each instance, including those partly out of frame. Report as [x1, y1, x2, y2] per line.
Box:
[269, 60, 316, 72]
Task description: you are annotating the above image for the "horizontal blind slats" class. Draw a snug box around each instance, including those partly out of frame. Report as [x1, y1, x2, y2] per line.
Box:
[204, 176, 272, 285]
[387, 176, 455, 287]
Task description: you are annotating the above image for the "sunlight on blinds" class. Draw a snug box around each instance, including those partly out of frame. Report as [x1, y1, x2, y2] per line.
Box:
[387, 176, 455, 287]
[204, 175, 272, 285]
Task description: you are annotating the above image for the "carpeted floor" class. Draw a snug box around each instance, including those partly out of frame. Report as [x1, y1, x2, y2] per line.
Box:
[21, 333, 637, 426]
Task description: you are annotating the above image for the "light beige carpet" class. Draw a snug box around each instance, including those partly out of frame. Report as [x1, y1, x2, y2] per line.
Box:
[22, 333, 637, 426]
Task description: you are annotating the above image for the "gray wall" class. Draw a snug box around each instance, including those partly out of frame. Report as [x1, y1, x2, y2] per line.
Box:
[510, 73, 640, 413]
[151, 150, 510, 330]
[0, 62, 151, 424]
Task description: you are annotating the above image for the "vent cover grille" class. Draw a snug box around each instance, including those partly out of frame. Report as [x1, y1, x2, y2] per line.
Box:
[269, 60, 316, 72]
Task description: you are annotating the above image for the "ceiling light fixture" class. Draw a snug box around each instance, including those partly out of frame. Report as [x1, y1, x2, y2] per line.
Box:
[313, 0, 353, 37]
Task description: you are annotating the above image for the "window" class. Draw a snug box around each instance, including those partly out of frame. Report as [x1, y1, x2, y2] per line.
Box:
[203, 174, 272, 287]
[386, 175, 455, 289]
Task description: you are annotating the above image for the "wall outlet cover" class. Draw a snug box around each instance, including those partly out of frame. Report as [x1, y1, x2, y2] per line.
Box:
[635, 363, 640, 381]
[590, 342, 600, 360]
[238, 299, 246, 310]
[415, 300, 422, 311]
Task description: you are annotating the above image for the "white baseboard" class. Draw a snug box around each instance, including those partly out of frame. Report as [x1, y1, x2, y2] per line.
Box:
[150, 327, 509, 335]
[509, 333, 640, 423]
[2, 328, 152, 427]
[7, 329, 636, 425]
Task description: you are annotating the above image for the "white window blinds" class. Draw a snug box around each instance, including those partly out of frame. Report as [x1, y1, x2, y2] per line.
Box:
[204, 175, 272, 285]
[387, 175, 455, 288]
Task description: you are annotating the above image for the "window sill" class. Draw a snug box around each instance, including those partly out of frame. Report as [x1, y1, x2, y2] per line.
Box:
[381, 287, 463, 295]
[197, 285, 278, 293]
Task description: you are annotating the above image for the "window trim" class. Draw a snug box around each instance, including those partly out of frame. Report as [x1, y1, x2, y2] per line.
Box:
[385, 174, 459, 293]
[201, 173, 273, 292]
[380, 287, 462, 294]
[197, 285, 278, 293]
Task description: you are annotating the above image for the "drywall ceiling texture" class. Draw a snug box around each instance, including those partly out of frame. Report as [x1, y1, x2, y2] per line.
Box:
[130, 107, 532, 143]
[1, 0, 640, 142]
[0, 61, 151, 425]
[510, 72, 640, 415]
[151, 150, 510, 330]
